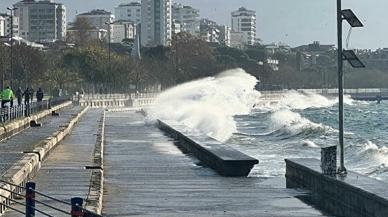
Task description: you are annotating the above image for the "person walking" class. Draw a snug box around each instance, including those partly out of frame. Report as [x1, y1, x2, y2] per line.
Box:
[23, 88, 31, 105]
[15, 87, 23, 106]
[30, 87, 34, 103]
[36, 88, 44, 102]
[2, 87, 14, 108]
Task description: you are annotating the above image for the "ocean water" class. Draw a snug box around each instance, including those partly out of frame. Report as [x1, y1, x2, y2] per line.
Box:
[150, 68, 388, 183]
[230, 91, 388, 182]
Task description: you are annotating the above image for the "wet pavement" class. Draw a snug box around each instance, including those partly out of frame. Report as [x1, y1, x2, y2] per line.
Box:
[102, 111, 331, 217]
[0, 106, 83, 177]
[4, 109, 103, 217]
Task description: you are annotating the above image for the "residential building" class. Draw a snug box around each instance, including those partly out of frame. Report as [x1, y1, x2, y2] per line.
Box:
[114, 2, 141, 24]
[0, 16, 5, 37]
[76, 9, 114, 30]
[172, 3, 200, 36]
[0, 13, 19, 38]
[294, 41, 336, 71]
[231, 7, 256, 46]
[200, 18, 220, 43]
[112, 20, 136, 43]
[172, 19, 182, 34]
[230, 32, 244, 49]
[66, 27, 108, 43]
[14, 0, 66, 42]
[218, 25, 231, 46]
[141, 0, 172, 47]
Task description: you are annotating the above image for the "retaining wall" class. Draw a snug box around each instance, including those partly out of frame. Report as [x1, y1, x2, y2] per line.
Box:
[157, 120, 258, 177]
[285, 158, 388, 217]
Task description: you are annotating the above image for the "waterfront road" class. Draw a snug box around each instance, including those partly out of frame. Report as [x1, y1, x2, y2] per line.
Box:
[4, 109, 102, 217]
[102, 111, 331, 217]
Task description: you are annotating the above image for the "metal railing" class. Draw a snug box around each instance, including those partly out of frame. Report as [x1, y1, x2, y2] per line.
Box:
[0, 180, 102, 217]
[77, 93, 159, 101]
[0, 95, 71, 124]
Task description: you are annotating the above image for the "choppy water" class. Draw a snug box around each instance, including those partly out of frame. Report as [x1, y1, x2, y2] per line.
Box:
[230, 91, 388, 182]
[150, 68, 388, 183]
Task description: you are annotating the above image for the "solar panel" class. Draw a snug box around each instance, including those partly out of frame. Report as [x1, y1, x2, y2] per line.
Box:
[343, 50, 365, 68]
[342, 9, 363, 28]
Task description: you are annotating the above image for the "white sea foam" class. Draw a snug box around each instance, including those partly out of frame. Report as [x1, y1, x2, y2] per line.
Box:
[258, 90, 354, 111]
[148, 68, 260, 142]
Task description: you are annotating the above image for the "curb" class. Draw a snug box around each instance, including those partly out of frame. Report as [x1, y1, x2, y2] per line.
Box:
[0, 106, 89, 215]
[85, 110, 105, 214]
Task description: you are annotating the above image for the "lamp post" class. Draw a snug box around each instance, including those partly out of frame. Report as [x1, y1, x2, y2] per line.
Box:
[105, 21, 113, 92]
[336, 0, 365, 174]
[7, 7, 17, 89]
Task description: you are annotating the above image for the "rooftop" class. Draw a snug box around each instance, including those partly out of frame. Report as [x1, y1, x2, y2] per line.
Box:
[78, 9, 112, 16]
[117, 2, 141, 7]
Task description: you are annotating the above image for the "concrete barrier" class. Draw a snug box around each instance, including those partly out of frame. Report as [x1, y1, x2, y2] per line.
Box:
[85, 111, 105, 214]
[285, 158, 388, 217]
[0, 107, 88, 215]
[157, 120, 259, 177]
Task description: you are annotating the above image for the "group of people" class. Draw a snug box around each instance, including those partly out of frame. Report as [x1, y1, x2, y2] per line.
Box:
[1, 87, 44, 108]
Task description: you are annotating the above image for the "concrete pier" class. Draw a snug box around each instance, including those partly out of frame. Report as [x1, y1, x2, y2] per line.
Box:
[102, 111, 328, 216]
[4, 110, 103, 217]
[286, 158, 388, 217]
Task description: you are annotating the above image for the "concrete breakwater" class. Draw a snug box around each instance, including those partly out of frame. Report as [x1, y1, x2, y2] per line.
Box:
[157, 120, 258, 177]
[0, 106, 88, 215]
[286, 158, 388, 217]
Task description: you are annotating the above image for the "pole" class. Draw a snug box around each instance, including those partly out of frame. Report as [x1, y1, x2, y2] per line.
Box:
[25, 182, 35, 217]
[337, 0, 346, 174]
[71, 197, 84, 217]
[9, 9, 14, 89]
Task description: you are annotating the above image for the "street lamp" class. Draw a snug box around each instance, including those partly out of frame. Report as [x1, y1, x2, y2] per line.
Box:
[336, 0, 365, 174]
[105, 21, 114, 92]
[6, 7, 17, 89]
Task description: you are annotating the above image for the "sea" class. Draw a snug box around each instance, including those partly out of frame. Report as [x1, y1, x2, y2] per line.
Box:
[149, 68, 388, 183]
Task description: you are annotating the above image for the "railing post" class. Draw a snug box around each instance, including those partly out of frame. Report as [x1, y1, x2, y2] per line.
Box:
[25, 182, 35, 217]
[71, 197, 84, 217]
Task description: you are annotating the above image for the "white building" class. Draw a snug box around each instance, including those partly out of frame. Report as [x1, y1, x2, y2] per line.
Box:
[76, 9, 114, 30]
[172, 19, 182, 34]
[112, 20, 136, 43]
[0, 13, 20, 38]
[230, 31, 244, 49]
[172, 3, 200, 36]
[141, 0, 172, 47]
[0, 16, 5, 37]
[231, 7, 256, 46]
[14, 0, 66, 42]
[200, 18, 219, 43]
[114, 2, 141, 24]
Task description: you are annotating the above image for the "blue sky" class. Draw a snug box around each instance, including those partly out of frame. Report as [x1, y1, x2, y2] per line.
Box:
[0, 0, 386, 49]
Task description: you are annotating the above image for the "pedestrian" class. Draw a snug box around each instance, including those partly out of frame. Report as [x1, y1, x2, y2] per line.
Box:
[23, 88, 31, 105]
[36, 88, 44, 102]
[1, 86, 14, 108]
[16, 87, 23, 106]
[30, 87, 34, 103]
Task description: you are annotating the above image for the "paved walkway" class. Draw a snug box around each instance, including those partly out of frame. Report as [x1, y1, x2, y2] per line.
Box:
[4, 109, 102, 217]
[0, 106, 82, 177]
[102, 111, 330, 217]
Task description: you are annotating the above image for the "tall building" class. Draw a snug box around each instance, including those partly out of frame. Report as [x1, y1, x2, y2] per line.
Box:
[0, 14, 19, 38]
[218, 25, 231, 47]
[231, 7, 256, 46]
[141, 0, 172, 47]
[114, 2, 141, 24]
[14, 0, 66, 42]
[200, 18, 220, 43]
[172, 3, 200, 36]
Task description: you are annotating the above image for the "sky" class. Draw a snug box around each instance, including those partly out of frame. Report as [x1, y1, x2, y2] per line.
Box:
[0, 0, 387, 49]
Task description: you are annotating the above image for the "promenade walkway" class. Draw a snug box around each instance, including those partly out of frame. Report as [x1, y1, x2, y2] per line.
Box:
[4, 109, 102, 217]
[0, 106, 82, 177]
[102, 111, 330, 217]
